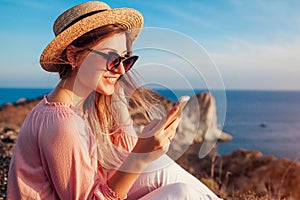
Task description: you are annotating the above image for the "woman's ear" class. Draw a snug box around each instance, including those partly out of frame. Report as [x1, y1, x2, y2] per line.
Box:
[65, 45, 77, 66]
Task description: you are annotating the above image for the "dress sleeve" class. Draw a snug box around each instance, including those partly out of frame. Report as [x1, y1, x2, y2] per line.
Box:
[38, 111, 124, 199]
[110, 129, 138, 152]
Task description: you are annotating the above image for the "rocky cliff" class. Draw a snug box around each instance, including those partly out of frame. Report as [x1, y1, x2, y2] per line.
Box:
[130, 90, 232, 160]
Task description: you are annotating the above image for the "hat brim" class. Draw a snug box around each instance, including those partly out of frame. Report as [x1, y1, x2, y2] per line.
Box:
[40, 8, 143, 72]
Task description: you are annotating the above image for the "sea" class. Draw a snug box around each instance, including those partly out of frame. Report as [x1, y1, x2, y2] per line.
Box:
[1, 88, 300, 160]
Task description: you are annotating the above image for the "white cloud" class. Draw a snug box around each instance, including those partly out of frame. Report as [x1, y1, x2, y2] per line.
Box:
[208, 38, 300, 90]
[211, 37, 300, 70]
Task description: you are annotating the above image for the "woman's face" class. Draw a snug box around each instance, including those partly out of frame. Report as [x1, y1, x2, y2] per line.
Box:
[75, 33, 127, 96]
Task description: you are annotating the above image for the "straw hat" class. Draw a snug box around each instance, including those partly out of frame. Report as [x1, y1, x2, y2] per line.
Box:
[40, 1, 144, 72]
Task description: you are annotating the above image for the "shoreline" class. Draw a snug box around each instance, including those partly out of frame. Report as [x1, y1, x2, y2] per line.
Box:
[1, 93, 300, 199]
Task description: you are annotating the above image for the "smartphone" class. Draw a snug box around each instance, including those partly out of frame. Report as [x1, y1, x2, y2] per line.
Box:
[176, 95, 190, 111]
[164, 95, 190, 129]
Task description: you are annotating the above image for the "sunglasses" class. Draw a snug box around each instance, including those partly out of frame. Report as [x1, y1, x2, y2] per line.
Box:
[87, 49, 138, 72]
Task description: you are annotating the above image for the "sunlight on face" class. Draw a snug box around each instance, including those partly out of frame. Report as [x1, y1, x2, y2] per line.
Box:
[75, 33, 127, 96]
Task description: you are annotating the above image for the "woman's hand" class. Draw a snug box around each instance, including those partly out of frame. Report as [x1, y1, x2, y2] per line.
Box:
[131, 105, 181, 164]
[108, 105, 181, 198]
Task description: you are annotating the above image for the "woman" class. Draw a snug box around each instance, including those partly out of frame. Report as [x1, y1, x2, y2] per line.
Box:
[7, 2, 221, 199]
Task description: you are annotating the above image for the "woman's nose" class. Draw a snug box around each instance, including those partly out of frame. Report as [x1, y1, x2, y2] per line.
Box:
[113, 62, 126, 75]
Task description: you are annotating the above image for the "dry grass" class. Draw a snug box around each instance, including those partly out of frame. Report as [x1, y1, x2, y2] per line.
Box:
[175, 141, 299, 200]
[198, 152, 296, 200]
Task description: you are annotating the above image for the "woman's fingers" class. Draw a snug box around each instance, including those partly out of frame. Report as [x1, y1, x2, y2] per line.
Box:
[140, 119, 163, 138]
[136, 105, 181, 154]
[163, 105, 180, 130]
[164, 117, 180, 141]
[142, 105, 180, 137]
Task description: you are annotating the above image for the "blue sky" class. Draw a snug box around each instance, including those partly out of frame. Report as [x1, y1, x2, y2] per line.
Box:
[0, 0, 299, 90]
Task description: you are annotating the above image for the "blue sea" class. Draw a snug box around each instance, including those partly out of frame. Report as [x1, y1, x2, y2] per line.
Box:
[1, 88, 300, 160]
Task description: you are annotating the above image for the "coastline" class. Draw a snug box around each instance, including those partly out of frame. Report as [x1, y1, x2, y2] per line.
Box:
[1, 90, 300, 199]
[3, 88, 299, 159]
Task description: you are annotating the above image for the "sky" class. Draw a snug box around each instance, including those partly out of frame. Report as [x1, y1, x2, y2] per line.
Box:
[0, 0, 299, 90]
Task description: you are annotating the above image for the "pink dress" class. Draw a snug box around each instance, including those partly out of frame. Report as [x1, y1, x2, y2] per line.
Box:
[7, 96, 131, 199]
[7, 96, 221, 200]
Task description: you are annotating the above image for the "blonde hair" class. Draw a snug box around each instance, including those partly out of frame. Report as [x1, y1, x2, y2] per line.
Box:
[58, 24, 160, 169]
[84, 74, 158, 169]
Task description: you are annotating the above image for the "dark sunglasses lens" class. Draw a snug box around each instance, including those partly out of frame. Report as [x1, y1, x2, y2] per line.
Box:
[107, 53, 120, 70]
[123, 56, 138, 71]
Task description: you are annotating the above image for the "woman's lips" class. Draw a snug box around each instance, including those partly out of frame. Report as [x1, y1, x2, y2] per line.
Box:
[104, 76, 118, 84]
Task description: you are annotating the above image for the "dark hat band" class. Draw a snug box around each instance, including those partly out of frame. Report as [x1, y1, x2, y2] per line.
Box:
[57, 9, 107, 36]
[53, 2, 111, 35]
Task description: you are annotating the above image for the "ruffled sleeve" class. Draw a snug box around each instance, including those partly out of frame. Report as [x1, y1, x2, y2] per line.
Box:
[110, 129, 138, 152]
[6, 96, 127, 199]
[94, 183, 125, 200]
[38, 105, 126, 199]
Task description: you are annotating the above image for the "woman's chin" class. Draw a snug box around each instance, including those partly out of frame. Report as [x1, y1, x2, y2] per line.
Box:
[96, 87, 114, 96]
